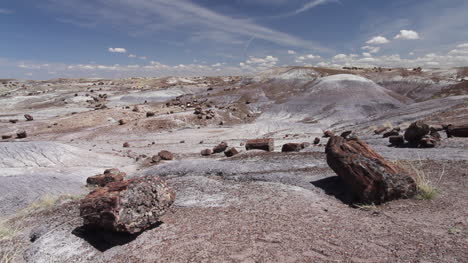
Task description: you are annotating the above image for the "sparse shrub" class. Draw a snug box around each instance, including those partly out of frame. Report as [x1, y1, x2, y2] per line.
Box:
[0, 221, 17, 241]
[354, 203, 377, 211]
[28, 194, 57, 211]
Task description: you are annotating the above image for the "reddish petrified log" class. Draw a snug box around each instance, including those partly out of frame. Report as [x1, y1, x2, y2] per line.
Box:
[245, 138, 274, 152]
[325, 136, 416, 204]
[281, 143, 302, 152]
[80, 176, 175, 234]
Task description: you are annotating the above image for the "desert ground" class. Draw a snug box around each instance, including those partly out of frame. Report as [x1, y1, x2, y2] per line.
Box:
[0, 67, 467, 262]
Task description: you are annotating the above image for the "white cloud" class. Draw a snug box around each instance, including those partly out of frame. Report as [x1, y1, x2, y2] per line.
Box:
[108, 47, 127, 53]
[456, 43, 468, 49]
[295, 54, 321, 63]
[139, 56, 147, 60]
[288, 50, 296, 55]
[128, 54, 137, 58]
[366, 36, 390, 45]
[362, 52, 372, 57]
[394, 30, 420, 40]
[361, 46, 381, 54]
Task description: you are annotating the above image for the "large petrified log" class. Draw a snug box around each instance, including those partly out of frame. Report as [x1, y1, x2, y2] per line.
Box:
[281, 143, 302, 152]
[80, 176, 175, 234]
[245, 138, 274, 152]
[325, 136, 416, 204]
[86, 168, 126, 187]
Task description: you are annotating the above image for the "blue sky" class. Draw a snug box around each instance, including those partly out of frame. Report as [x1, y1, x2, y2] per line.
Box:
[1, 0, 468, 79]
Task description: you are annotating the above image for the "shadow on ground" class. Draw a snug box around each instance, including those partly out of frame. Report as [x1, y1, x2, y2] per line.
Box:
[72, 222, 162, 252]
[311, 176, 355, 205]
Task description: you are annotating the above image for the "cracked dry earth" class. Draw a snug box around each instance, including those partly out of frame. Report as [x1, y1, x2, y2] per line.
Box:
[0, 67, 467, 262]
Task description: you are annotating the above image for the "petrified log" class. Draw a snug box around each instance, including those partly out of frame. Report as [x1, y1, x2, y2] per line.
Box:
[445, 124, 468, 138]
[420, 135, 438, 148]
[158, 150, 174, 160]
[323, 131, 335, 138]
[80, 176, 175, 234]
[224, 147, 239, 157]
[325, 136, 416, 204]
[2, 135, 12, 140]
[404, 121, 429, 144]
[146, 112, 155, 117]
[87, 169, 126, 187]
[245, 138, 274, 152]
[212, 142, 228, 153]
[281, 143, 302, 152]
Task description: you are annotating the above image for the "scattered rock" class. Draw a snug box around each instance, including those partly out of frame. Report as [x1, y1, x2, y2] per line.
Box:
[224, 147, 239, 157]
[146, 112, 155, 117]
[132, 106, 140, 112]
[87, 169, 126, 187]
[340, 131, 352, 138]
[383, 129, 399, 138]
[201, 149, 212, 156]
[158, 150, 174, 161]
[24, 114, 34, 121]
[445, 124, 468, 138]
[374, 126, 389, 135]
[323, 130, 335, 138]
[245, 138, 274, 152]
[281, 143, 302, 152]
[9, 119, 18, 124]
[118, 119, 127, 125]
[313, 137, 320, 145]
[420, 135, 438, 148]
[123, 142, 130, 148]
[80, 176, 176, 234]
[325, 135, 416, 204]
[29, 226, 48, 243]
[179, 140, 185, 144]
[17, 131, 27, 139]
[389, 135, 404, 146]
[301, 142, 311, 149]
[404, 121, 430, 145]
[213, 142, 228, 153]
[2, 135, 12, 140]
[151, 155, 161, 164]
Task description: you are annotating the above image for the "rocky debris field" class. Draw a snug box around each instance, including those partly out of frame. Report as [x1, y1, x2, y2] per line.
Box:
[0, 67, 467, 262]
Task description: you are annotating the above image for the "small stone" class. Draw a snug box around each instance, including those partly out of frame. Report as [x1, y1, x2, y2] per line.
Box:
[201, 149, 212, 156]
[213, 142, 228, 153]
[224, 147, 239, 157]
[313, 137, 321, 145]
[158, 150, 174, 160]
[24, 114, 34, 121]
[17, 131, 27, 139]
[123, 142, 130, 148]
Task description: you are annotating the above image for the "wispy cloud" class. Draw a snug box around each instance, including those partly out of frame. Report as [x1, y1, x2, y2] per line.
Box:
[0, 8, 13, 14]
[291, 0, 338, 16]
[108, 48, 127, 53]
[47, 0, 331, 52]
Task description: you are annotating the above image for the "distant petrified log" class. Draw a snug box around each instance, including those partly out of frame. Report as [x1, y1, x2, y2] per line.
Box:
[445, 124, 468, 138]
[146, 112, 155, 117]
[87, 169, 126, 187]
[201, 149, 212, 156]
[9, 119, 19, 124]
[2, 135, 12, 140]
[118, 119, 126, 125]
[123, 142, 130, 148]
[80, 176, 175, 234]
[212, 142, 228, 154]
[374, 126, 389, 135]
[389, 135, 404, 146]
[404, 121, 429, 144]
[281, 143, 302, 152]
[24, 114, 34, 121]
[245, 138, 274, 152]
[158, 150, 174, 160]
[224, 147, 239, 157]
[325, 136, 416, 204]
[17, 131, 27, 139]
